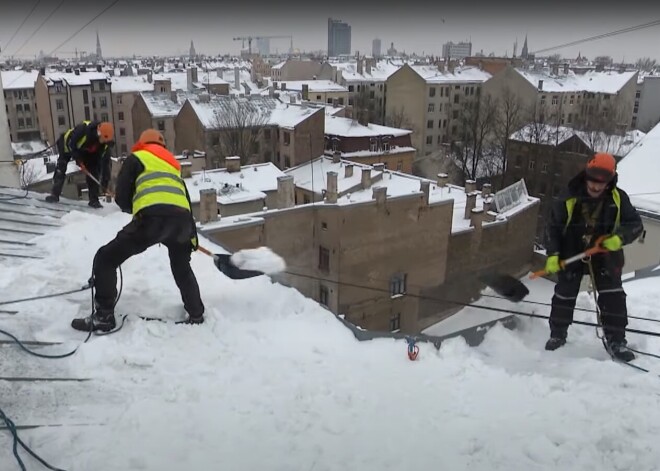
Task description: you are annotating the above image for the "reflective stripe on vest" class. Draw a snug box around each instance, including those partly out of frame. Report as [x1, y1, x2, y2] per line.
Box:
[132, 147, 190, 215]
[64, 120, 91, 153]
[563, 188, 621, 235]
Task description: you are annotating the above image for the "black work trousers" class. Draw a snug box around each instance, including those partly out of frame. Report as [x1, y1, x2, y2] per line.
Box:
[93, 213, 205, 318]
[52, 137, 101, 203]
[549, 256, 627, 341]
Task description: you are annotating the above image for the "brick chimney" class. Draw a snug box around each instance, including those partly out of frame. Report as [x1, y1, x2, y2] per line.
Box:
[470, 207, 484, 229]
[225, 156, 241, 173]
[234, 67, 240, 90]
[464, 179, 477, 194]
[180, 162, 192, 179]
[373, 186, 387, 206]
[171, 90, 178, 103]
[361, 167, 371, 189]
[326, 171, 338, 203]
[563, 63, 569, 74]
[277, 175, 295, 209]
[332, 150, 341, 163]
[302, 84, 309, 101]
[437, 173, 449, 188]
[464, 192, 477, 219]
[481, 183, 492, 196]
[345, 163, 354, 178]
[420, 180, 430, 205]
[199, 189, 218, 223]
[538, 79, 544, 91]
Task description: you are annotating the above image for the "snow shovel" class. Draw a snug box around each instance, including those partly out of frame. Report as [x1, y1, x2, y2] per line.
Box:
[196, 245, 278, 279]
[480, 236, 607, 303]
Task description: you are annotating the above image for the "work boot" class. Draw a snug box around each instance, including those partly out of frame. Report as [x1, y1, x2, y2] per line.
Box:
[88, 200, 103, 209]
[606, 338, 635, 362]
[175, 314, 204, 325]
[71, 307, 116, 332]
[545, 333, 567, 351]
[45, 194, 59, 203]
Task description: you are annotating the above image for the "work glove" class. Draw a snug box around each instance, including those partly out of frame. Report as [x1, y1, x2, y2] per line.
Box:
[602, 234, 623, 251]
[190, 235, 199, 253]
[545, 255, 561, 274]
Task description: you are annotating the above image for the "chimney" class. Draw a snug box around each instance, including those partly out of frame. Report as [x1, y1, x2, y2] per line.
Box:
[420, 180, 430, 205]
[482, 197, 493, 213]
[595, 64, 605, 72]
[225, 156, 241, 173]
[365, 61, 372, 75]
[485, 210, 498, 223]
[345, 163, 354, 178]
[186, 66, 198, 91]
[563, 63, 569, 75]
[199, 189, 219, 224]
[277, 175, 295, 209]
[74, 68, 80, 76]
[39, 67, 45, 75]
[361, 167, 371, 189]
[436, 173, 449, 188]
[268, 85, 275, 98]
[357, 59, 364, 75]
[273, 81, 278, 90]
[234, 66, 240, 90]
[618, 64, 626, 74]
[290, 95, 297, 104]
[373, 186, 387, 206]
[281, 82, 286, 91]
[147, 71, 153, 83]
[96, 65, 102, 72]
[332, 98, 338, 108]
[302, 84, 309, 101]
[332, 150, 341, 163]
[372, 163, 385, 172]
[537, 79, 544, 91]
[470, 207, 485, 229]
[464, 179, 477, 194]
[551, 64, 559, 76]
[180, 162, 192, 178]
[80, 67, 86, 72]
[481, 183, 492, 196]
[171, 90, 178, 103]
[325, 171, 338, 203]
[464, 192, 477, 219]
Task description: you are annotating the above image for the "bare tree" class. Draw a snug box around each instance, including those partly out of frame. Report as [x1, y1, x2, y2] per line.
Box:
[17, 159, 40, 189]
[353, 86, 384, 125]
[636, 57, 657, 72]
[492, 86, 524, 175]
[212, 98, 268, 164]
[573, 95, 632, 153]
[385, 105, 412, 130]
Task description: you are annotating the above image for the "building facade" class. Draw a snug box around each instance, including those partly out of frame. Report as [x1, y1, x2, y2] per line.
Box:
[372, 39, 382, 58]
[442, 41, 472, 60]
[1, 71, 40, 142]
[327, 18, 351, 57]
[633, 76, 660, 132]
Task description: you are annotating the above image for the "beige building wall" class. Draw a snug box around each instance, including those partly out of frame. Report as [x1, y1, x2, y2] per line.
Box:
[113, 92, 139, 155]
[271, 60, 323, 81]
[385, 65, 426, 155]
[304, 89, 349, 106]
[3, 87, 40, 142]
[623, 215, 660, 274]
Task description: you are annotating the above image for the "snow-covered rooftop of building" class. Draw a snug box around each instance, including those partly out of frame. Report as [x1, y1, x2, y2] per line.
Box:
[516, 69, 638, 94]
[510, 124, 645, 157]
[0, 70, 39, 90]
[141, 90, 195, 118]
[20, 154, 79, 183]
[109, 76, 154, 93]
[184, 161, 285, 204]
[275, 80, 348, 92]
[45, 71, 109, 86]
[411, 65, 492, 83]
[333, 60, 402, 82]
[325, 115, 411, 138]
[11, 140, 50, 158]
[617, 121, 660, 215]
[153, 72, 187, 91]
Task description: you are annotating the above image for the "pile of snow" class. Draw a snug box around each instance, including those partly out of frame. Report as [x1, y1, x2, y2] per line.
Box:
[2, 206, 660, 470]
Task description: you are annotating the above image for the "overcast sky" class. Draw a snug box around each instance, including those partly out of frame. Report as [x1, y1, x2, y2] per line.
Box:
[1, 0, 659, 62]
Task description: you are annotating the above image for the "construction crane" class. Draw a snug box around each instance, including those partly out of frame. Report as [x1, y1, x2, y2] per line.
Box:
[232, 35, 293, 55]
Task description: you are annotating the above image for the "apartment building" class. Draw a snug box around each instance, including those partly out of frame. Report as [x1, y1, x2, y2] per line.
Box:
[1, 70, 40, 142]
[270, 59, 323, 81]
[35, 67, 113, 146]
[324, 114, 415, 173]
[442, 41, 472, 59]
[385, 64, 492, 157]
[110, 75, 155, 155]
[199, 157, 539, 333]
[274, 80, 349, 107]
[174, 95, 325, 170]
[632, 75, 660, 131]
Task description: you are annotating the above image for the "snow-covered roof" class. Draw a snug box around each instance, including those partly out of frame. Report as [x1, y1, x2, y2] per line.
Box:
[510, 124, 645, 157]
[110, 76, 154, 93]
[21, 154, 79, 183]
[516, 69, 638, 94]
[153, 72, 187, 91]
[141, 91, 194, 118]
[411, 65, 492, 84]
[45, 71, 109, 86]
[275, 80, 348, 93]
[285, 156, 536, 233]
[184, 162, 285, 204]
[11, 140, 49, 158]
[332, 60, 402, 82]
[0, 70, 39, 90]
[196, 72, 230, 86]
[617, 121, 660, 215]
[325, 115, 411, 138]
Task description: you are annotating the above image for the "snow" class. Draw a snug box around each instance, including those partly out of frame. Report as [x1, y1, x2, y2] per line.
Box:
[45, 71, 109, 87]
[3, 203, 660, 470]
[11, 140, 49, 158]
[184, 162, 286, 204]
[109, 76, 154, 93]
[141, 91, 192, 118]
[332, 60, 403, 82]
[337, 147, 416, 158]
[230, 247, 286, 274]
[411, 65, 492, 83]
[517, 69, 638, 94]
[0, 70, 39, 90]
[617, 121, 660, 215]
[20, 154, 79, 183]
[325, 115, 411, 138]
[510, 124, 646, 157]
[273, 80, 349, 93]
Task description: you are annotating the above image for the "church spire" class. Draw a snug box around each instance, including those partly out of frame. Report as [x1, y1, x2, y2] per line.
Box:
[521, 34, 529, 59]
[96, 30, 102, 60]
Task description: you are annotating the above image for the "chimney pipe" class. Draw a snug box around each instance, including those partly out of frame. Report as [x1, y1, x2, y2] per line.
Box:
[420, 181, 430, 205]
[199, 189, 219, 223]
[277, 175, 295, 209]
[225, 156, 241, 173]
[373, 186, 387, 206]
[326, 171, 338, 203]
[464, 192, 477, 219]
[234, 66, 240, 90]
[437, 173, 449, 188]
[464, 179, 477, 194]
[332, 151, 341, 163]
[345, 164, 354, 178]
[470, 207, 485, 229]
[481, 183, 492, 196]
[361, 167, 371, 189]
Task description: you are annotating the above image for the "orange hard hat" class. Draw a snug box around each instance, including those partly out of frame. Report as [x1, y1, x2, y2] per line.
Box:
[586, 152, 616, 182]
[98, 122, 114, 141]
[138, 129, 165, 146]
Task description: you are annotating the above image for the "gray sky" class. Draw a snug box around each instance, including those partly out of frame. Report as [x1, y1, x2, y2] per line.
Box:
[1, 0, 659, 62]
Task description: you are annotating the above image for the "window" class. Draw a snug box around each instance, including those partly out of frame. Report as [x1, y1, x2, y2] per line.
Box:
[319, 285, 329, 307]
[569, 95, 574, 105]
[317, 95, 322, 100]
[428, 103, 435, 113]
[438, 120, 442, 128]
[101, 113, 109, 122]
[84, 107, 90, 120]
[321, 222, 328, 231]
[443, 119, 447, 129]
[58, 116, 65, 126]
[319, 246, 330, 271]
[83, 90, 89, 105]
[453, 94, 459, 104]
[25, 117, 32, 127]
[157, 120, 165, 131]
[370, 139, 378, 152]
[426, 136, 432, 145]
[528, 160, 535, 170]
[98, 82, 106, 91]
[283, 131, 290, 145]
[635, 91, 641, 99]
[552, 96, 558, 105]
[118, 112, 124, 121]
[285, 155, 291, 168]
[542, 162, 548, 173]
[389, 313, 401, 332]
[429, 87, 436, 97]
[427, 120, 433, 129]
[56, 99, 64, 111]
[119, 127, 126, 136]
[338, 97, 344, 105]
[116, 95, 122, 105]
[390, 273, 407, 296]
[541, 95, 546, 106]
[327, 98, 333, 104]
[437, 135, 442, 144]
[348, 85, 354, 92]
[567, 113, 573, 124]
[100, 97, 108, 108]
[369, 91, 374, 99]
[348, 98, 354, 106]
[451, 125, 457, 135]
[17, 118, 24, 129]
[264, 129, 271, 139]
[16, 104, 22, 113]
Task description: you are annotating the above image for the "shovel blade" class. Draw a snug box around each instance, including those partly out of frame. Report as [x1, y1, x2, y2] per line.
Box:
[479, 273, 530, 303]
[213, 254, 268, 280]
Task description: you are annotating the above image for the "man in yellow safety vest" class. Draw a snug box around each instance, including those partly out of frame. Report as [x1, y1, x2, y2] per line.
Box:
[71, 129, 205, 332]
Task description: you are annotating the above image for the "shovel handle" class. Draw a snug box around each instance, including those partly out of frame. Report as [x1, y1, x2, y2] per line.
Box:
[530, 236, 607, 279]
[196, 245, 214, 257]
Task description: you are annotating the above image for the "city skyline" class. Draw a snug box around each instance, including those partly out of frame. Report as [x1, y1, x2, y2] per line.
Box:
[1, 1, 659, 61]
